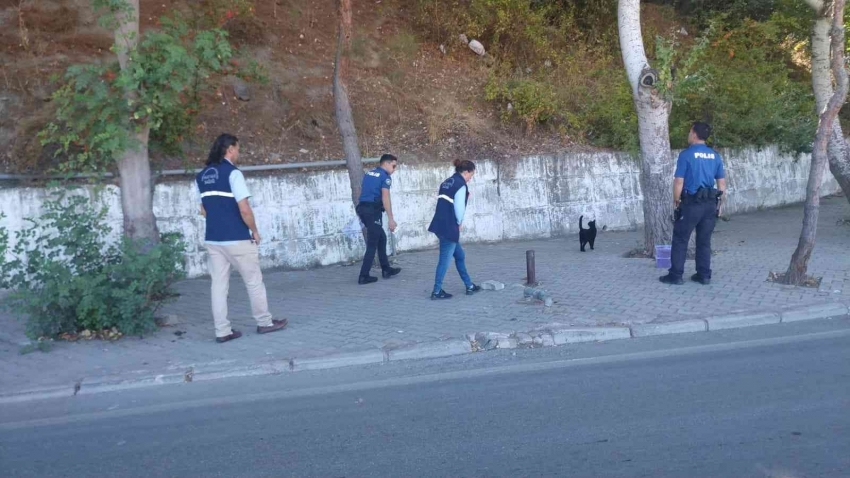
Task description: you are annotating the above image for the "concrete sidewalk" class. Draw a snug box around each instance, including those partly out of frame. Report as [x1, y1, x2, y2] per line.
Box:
[1, 197, 848, 400]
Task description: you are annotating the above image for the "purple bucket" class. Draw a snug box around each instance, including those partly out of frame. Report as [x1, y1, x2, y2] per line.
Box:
[655, 245, 672, 269]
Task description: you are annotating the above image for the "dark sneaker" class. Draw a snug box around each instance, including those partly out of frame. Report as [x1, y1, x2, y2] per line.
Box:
[382, 267, 402, 279]
[659, 274, 684, 285]
[691, 273, 711, 285]
[466, 284, 482, 295]
[258, 318, 288, 335]
[430, 289, 453, 300]
[358, 275, 378, 285]
[216, 330, 242, 343]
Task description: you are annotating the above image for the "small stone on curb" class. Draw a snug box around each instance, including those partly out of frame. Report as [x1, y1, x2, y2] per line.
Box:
[514, 332, 534, 345]
[475, 332, 515, 350]
[481, 280, 505, 291]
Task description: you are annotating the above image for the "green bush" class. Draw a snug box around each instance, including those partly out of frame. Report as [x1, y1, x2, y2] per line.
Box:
[0, 193, 186, 340]
[581, 75, 640, 153]
[0, 214, 11, 288]
[485, 75, 558, 133]
[668, 20, 816, 152]
[674, 0, 779, 25]
[411, 0, 474, 46]
[466, 0, 557, 63]
[40, 5, 235, 172]
[575, 18, 814, 154]
[413, 0, 617, 64]
[411, 0, 816, 154]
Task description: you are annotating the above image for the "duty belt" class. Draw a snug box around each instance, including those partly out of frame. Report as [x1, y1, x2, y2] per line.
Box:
[684, 187, 722, 203]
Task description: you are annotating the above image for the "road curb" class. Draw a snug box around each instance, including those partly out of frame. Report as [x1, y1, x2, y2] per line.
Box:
[631, 319, 708, 337]
[1, 302, 846, 404]
[704, 311, 780, 330]
[386, 339, 472, 361]
[551, 327, 632, 345]
[0, 385, 76, 404]
[780, 302, 850, 323]
[193, 362, 289, 381]
[291, 350, 385, 371]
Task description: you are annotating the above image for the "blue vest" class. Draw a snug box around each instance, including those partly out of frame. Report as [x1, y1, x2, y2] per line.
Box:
[196, 161, 252, 242]
[428, 173, 468, 243]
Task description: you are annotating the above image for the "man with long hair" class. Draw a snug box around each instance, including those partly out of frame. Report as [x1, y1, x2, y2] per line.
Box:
[196, 134, 288, 343]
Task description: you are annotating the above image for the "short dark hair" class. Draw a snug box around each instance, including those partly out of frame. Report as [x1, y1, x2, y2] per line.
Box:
[207, 134, 238, 166]
[692, 122, 712, 141]
[379, 153, 398, 164]
[453, 159, 475, 173]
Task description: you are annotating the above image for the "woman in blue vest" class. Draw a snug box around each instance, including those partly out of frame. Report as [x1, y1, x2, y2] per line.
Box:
[428, 159, 481, 299]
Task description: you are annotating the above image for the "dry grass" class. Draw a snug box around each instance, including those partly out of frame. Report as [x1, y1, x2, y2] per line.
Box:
[424, 95, 487, 145]
[9, 104, 57, 172]
[19, 2, 77, 35]
[766, 271, 822, 288]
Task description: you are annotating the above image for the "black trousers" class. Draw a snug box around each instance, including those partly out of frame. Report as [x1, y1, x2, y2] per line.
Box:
[669, 199, 717, 279]
[356, 203, 389, 277]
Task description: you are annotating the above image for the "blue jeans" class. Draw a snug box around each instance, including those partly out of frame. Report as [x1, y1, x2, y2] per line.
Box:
[433, 237, 473, 294]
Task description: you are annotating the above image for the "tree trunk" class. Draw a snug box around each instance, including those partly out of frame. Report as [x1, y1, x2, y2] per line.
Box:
[785, 0, 848, 285]
[810, 0, 850, 203]
[117, 127, 160, 245]
[333, 0, 363, 206]
[827, 123, 850, 200]
[113, 0, 139, 70]
[618, 0, 674, 256]
[113, 0, 159, 244]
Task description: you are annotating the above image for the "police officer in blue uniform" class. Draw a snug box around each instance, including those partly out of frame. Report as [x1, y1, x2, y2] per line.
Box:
[356, 154, 402, 284]
[196, 134, 288, 342]
[428, 159, 481, 299]
[660, 122, 727, 286]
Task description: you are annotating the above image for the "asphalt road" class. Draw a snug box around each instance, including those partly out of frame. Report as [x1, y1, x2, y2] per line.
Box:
[2, 319, 849, 477]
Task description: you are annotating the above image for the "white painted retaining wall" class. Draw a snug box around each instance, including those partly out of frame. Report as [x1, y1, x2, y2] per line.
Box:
[0, 145, 840, 278]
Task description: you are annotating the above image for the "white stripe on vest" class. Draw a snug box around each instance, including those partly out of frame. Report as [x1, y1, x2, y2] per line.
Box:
[200, 191, 235, 198]
[437, 194, 454, 203]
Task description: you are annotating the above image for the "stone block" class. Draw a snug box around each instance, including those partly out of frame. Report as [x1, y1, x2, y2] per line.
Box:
[291, 349, 385, 371]
[780, 303, 849, 323]
[475, 332, 516, 350]
[481, 280, 505, 291]
[631, 320, 707, 337]
[551, 327, 631, 345]
[704, 311, 780, 331]
[387, 340, 472, 361]
[514, 332, 534, 345]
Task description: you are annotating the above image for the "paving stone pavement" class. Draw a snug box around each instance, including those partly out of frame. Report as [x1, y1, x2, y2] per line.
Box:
[1, 197, 848, 394]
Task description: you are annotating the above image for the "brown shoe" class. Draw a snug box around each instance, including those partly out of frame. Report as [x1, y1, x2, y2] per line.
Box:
[215, 330, 242, 343]
[257, 318, 288, 335]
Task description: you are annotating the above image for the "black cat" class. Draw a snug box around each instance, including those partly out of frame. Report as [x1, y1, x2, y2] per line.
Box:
[579, 216, 597, 252]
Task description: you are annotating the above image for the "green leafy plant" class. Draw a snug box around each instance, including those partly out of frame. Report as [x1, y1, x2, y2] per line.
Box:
[581, 75, 640, 153]
[667, 19, 816, 152]
[236, 51, 270, 84]
[485, 75, 558, 133]
[654, 30, 711, 103]
[39, 3, 236, 170]
[1, 193, 186, 340]
[0, 213, 11, 290]
[467, 0, 556, 62]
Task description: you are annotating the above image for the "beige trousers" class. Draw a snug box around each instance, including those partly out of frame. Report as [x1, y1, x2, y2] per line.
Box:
[206, 241, 274, 337]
